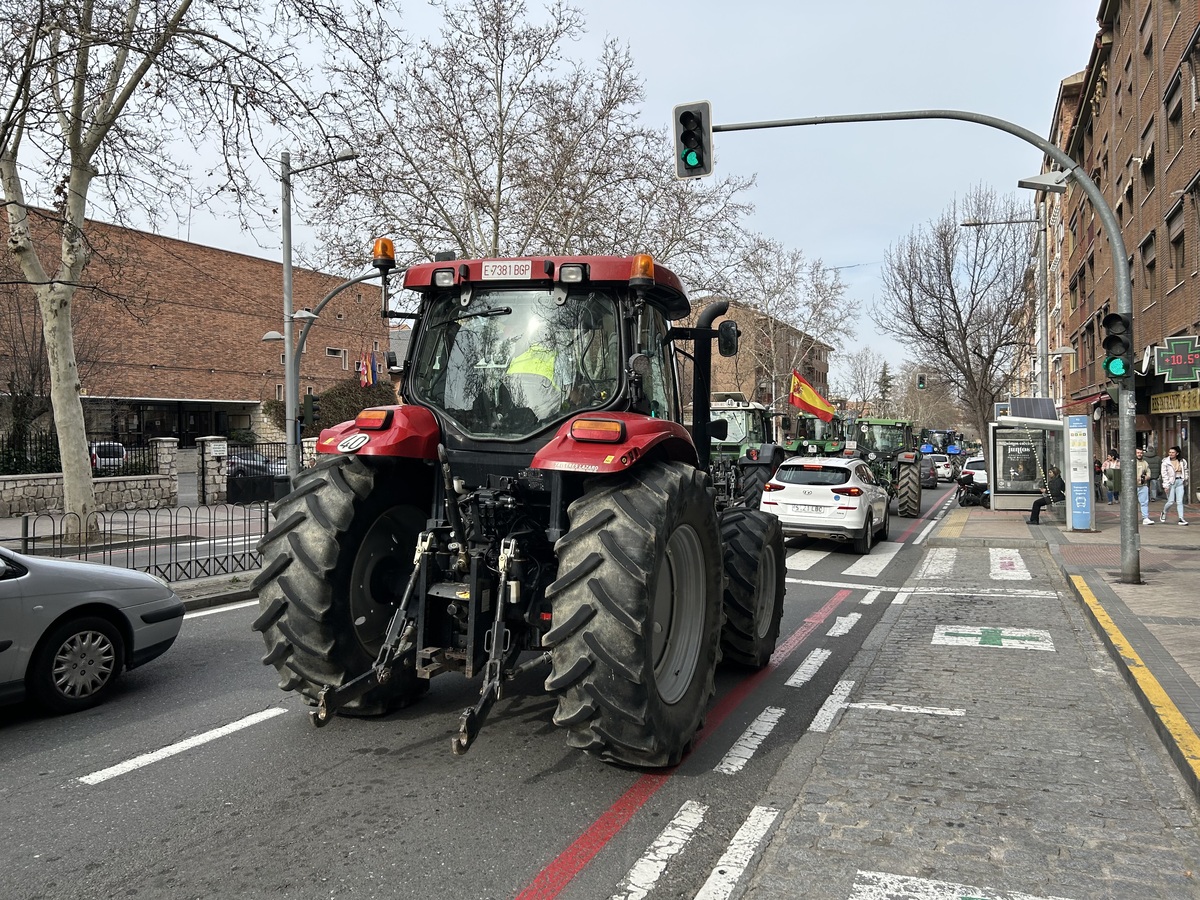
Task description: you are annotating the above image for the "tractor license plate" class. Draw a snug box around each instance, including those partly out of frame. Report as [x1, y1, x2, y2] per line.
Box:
[481, 260, 532, 280]
[791, 504, 822, 513]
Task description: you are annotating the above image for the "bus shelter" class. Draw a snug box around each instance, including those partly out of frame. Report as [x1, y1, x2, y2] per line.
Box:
[987, 414, 1066, 512]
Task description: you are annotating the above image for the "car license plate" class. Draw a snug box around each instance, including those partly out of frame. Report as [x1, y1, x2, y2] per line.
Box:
[481, 260, 532, 280]
[791, 504, 822, 513]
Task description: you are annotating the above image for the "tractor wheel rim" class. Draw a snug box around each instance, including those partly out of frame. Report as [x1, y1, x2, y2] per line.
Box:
[350, 509, 412, 657]
[754, 543, 778, 640]
[52, 631, 116, 698]
[651, 523, 705, 705]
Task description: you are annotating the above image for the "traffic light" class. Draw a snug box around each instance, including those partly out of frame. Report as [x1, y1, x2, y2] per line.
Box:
[1101, 311, 1133, 381]
[917, 372, 927, 390]
[673, 101, 713, 179]
[302, 393, 320, 428]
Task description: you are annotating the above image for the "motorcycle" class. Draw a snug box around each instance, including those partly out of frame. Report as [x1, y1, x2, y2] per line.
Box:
[955, 470, 991, 508]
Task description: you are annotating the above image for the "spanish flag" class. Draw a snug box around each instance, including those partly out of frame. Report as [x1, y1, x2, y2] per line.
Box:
[788, 370, 835, 422]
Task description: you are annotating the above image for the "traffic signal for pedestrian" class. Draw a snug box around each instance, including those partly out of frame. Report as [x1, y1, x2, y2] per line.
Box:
[673, 101, 713, 179]
[917, 372, 927, 390]
[1101, 311, 1133, 381]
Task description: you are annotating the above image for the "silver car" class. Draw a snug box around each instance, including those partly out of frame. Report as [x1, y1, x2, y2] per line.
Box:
[759, 456, 890, 554]
[0, 547, 184, 713]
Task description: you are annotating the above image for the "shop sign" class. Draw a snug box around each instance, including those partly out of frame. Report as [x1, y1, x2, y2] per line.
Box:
[1150, 388, 1200, 415]
[1155, 335, 1200, 383]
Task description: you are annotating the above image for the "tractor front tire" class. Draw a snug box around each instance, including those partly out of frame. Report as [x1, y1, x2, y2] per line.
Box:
[252, 454, 429, 715]
[896, 461, 922, 517]
[718, 508, 785, 668]
[544, 461, 723, 768]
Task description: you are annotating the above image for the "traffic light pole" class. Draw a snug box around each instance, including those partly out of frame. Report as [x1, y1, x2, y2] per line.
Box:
[706, 108, 1139, 582]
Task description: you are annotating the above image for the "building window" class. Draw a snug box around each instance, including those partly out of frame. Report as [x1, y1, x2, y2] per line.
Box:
[1171, 232, 1186, 285]
[1167, 91, 1183, 154]
[280, 353, 285, 365]
[1142, 233, 1157, 301]
[276, 384, 284, 401]
[1142, 150, 1155, 194]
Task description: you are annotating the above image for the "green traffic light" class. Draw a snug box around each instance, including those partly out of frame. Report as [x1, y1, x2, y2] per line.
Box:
[1103, 355, 1129, 378]
[681, 148, 701, 168]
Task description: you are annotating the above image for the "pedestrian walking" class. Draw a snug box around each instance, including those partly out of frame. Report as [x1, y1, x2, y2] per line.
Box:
[1144, 445, 1161, 500]
[1159, 446, 1190, 525]
[1135, 447, 1153, 524]
[1102, 451, 1120, 504]
[1093, 457, 1103, 501]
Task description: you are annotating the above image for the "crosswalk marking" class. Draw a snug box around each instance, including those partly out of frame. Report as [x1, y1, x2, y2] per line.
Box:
[914, 547, 956, 579]
[608, 801, 707, 900]
[989, 547, 1032, 580]
[785, 547, 830, 570]
[842, 541, 902, 577]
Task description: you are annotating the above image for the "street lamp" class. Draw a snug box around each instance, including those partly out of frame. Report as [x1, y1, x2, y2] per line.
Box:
[280, 148, 358, 477]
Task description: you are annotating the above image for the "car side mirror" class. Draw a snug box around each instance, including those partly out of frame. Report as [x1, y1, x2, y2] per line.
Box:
[717, 320, 739, 357]
[709, 417, 729, 441]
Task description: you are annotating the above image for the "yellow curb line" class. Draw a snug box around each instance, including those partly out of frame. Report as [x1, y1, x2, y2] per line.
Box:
[938, 507, 967, 538]
[1071, 574, 1200, 784]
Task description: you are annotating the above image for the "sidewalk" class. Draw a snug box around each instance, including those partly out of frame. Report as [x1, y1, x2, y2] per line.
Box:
[741, 496, 1200, 899]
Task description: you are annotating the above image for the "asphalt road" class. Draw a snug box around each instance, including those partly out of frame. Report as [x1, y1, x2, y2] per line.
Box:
[1, 485, 957, 900]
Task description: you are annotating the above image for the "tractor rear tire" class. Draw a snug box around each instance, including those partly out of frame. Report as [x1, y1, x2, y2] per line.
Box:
[718, 508, 785, 668]
[738, 452, 782, 509]
[252, 454, 429, 715]
[544, 461, 723, 768]
[896, 461, 922, 517]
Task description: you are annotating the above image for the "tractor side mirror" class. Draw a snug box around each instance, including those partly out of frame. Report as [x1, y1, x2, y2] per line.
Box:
[778, 415, 792, 432]
[717, 320, 739, 357]
[709, 417, 729, 441]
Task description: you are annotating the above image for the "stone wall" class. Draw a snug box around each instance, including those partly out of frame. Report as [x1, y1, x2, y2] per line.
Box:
[0, 438, 179, 517]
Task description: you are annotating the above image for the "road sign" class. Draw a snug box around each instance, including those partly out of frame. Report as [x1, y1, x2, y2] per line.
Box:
[1154, 335, 1200, 384]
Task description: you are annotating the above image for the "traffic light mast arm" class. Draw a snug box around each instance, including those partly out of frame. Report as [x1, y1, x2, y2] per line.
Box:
[693, 104, 1140, 584]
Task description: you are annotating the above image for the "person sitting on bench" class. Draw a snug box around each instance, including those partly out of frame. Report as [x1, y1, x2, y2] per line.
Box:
[1027, 466, 1066, 525]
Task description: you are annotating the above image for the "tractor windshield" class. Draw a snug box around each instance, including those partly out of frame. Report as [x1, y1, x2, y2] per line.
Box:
[858, 423, 906, 453]
[409, 287, 620, 440]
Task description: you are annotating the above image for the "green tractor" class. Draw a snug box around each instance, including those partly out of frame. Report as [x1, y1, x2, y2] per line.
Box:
[847, 416, 923, 517]
[707, 392, 786, 508]
[782, 410, 848, 458]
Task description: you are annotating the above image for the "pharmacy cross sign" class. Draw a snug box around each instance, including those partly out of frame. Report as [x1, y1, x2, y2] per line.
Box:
[932, 625, 1055, 651]
[1155, 335, 1200, 384]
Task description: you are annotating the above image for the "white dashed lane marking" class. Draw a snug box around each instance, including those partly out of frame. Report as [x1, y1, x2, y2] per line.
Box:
[785, 648, 832, 688]
[714, 707, 786, 774]
[693, 806, 781, 900]
[608, 800, 707, 900]
[825, 613, 861, 637]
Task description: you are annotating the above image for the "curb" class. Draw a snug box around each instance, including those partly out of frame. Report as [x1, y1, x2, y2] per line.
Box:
[1058, 565, 1200, 803]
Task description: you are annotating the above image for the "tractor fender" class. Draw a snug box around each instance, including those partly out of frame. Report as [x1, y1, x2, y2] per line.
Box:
[313, 405, 440, 460]
[533, 412, 699, 475]
[738, 442, 784, 470]
[895, 449, 920, 464]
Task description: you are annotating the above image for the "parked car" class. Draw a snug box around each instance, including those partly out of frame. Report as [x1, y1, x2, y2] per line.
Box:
[759, 456, 890, 554]
[0, 547, 184, 713]
[961, 455, 989, 487]
[927, 452, 954, 482]
[226, 450, 287, 478]
[920, 455, 939, 489]
[89, 441, 127, 472]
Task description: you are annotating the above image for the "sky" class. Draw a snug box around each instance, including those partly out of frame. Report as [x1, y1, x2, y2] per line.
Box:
[174, 0, 1104, 375]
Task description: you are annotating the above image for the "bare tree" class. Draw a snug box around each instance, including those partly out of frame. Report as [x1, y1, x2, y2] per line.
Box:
[892, 361, 969, 432]
[877, 185, 1035, 468]
[719, 237, 854, 408]
[1, 0, 392, 531]
[832, 346, 884, 416]
[308, 0, 756, 293]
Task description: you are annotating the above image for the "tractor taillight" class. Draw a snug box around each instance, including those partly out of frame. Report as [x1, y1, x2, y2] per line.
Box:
[629, 253, 654, 287]
[539, 611, 553, 622]
[354, 409, 393, 430]
[747, 448, 759, 461]
[570, 418, 626, 442]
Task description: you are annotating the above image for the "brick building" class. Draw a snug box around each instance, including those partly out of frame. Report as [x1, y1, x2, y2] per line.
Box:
[1, 214, 389, 446]
[1046, 2, 1200, 486]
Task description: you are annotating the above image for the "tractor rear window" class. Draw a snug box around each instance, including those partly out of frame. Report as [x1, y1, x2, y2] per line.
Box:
[775, 465, 850, 486]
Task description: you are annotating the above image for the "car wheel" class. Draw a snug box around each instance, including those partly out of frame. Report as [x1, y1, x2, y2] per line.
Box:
[853, 511, 873, 555]
[28, 616, 125, 713]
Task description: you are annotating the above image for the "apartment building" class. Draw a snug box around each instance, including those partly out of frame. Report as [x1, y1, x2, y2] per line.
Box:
[1049, 2, 1200, 480]
[0, 213, 390, 446]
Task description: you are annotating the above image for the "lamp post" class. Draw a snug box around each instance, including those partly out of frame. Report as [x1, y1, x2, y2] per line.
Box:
[280, 148, 358, 477]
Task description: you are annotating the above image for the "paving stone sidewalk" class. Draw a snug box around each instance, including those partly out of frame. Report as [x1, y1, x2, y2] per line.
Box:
[740, 502, 1200, 900]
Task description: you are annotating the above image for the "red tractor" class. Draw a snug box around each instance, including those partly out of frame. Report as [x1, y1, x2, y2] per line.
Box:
[252, 248, 786, 768]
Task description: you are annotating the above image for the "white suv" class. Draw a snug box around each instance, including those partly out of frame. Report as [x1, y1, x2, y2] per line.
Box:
[89, 441, 127, 472]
